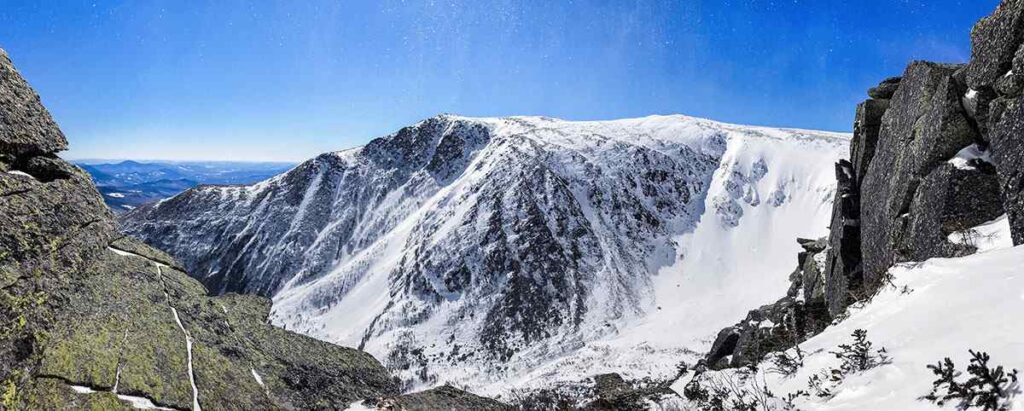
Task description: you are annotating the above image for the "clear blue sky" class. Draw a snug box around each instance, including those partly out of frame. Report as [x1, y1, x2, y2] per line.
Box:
[0, 1, 997, 161]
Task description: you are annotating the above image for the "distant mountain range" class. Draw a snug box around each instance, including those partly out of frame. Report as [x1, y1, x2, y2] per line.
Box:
[73, 160, 295, 212]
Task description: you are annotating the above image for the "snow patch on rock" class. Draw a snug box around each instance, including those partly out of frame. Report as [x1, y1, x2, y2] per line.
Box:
[948, 143, 994, 170]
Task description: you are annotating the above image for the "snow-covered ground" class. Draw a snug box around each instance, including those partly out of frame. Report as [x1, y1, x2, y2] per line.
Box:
[671, 216, 1024, 410]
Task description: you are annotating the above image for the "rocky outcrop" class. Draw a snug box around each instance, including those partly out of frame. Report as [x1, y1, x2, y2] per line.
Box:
[867, 77, 901, 100]
[992, 101, 1024, 244]
[1, 48, 405, 409]
[370, 385, 512, 411]
[821, 63, 1006, 317]
[820, 49, 1015, 320]
[0, 50, 67, 157]
[578, 373, 679, 411]
[705, 0, 1024, 372]
[857, 62, 1002, 290]
[967, 0, 1024, 246]
[705, 238, 831, 370]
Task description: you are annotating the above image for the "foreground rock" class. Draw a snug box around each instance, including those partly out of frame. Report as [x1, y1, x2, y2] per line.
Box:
[1, 48, 405, 409]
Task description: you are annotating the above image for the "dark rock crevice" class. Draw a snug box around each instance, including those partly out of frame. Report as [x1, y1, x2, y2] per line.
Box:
[0, 187, 32, 198]
[6, 153, 75, 183]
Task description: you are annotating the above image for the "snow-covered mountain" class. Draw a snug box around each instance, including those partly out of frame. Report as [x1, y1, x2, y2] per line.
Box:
[121, 114, 848, 394]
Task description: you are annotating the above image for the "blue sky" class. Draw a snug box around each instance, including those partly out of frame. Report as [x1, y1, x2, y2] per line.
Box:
[0, 0, 996, 161]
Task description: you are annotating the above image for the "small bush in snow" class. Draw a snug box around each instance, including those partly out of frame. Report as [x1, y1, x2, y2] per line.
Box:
[801, 329, 890, 401]
[768, 345, 805, 377]
[686, 330, 893, 410]
[508, 387, 580, 411]
[805, 373, 834, 399]
[829, 329, 890, 374]
[922, 350, 1020, 411]
[683, 363, 796, 411]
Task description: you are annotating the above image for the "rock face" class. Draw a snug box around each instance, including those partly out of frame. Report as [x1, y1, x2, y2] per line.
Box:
[857, 62, 1000, 290]
[814, 0, 1024, 319]
[0, 48, 406, 410]
[704, 238, 831, 370]
[973, 0, 1024, 246]
[0, 50, 67, 157]
[705, 0, 1024, 371]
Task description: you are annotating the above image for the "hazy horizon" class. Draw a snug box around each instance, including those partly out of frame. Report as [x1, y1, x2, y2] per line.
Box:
[68, 157, 298, 164]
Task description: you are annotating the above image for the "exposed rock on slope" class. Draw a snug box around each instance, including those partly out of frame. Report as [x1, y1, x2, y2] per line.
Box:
[703, 0, 1024, 382]
[857, 62, 1002, 293]
[0, 48, 408, 410]
[368, 385, 512, 411]
[0, 50, 66, 158]
[704, 238, 831, 370]
[972, 0, 1024, 246]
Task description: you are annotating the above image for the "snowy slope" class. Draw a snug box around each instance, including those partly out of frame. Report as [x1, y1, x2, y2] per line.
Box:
[123, 114, 848, 394]
[671, 217, 1024, 410]
[491, 123, 843, 396]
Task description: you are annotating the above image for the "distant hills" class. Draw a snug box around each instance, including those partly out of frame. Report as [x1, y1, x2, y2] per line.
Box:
[74, 160, 294, 212]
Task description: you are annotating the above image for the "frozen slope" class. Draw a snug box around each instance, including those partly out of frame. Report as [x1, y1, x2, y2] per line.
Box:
[495, 123, 843, 395]
[672, 217, 1024, 410]
[123, 114, 848, 394]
